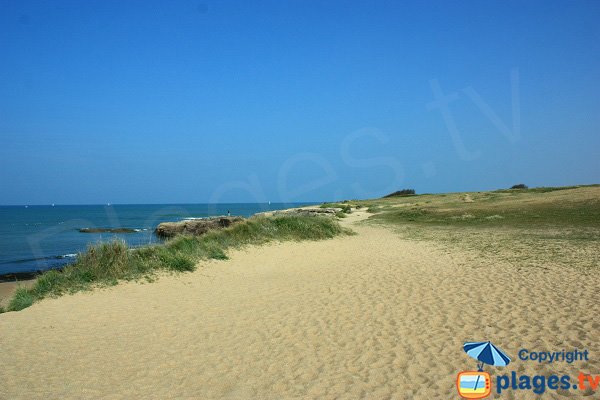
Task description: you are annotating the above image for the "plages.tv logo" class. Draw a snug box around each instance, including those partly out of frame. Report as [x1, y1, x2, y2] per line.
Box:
[457, 341, 511, 399]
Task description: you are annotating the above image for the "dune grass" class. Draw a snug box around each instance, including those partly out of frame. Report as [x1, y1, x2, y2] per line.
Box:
[360, 184, 600, 228]
[4, 215, 349, 312]
[357, 184, 600, 272]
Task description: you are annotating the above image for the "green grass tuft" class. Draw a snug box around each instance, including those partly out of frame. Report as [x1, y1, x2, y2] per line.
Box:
[34, 270, 64, 296]
[8, 288, 35, 311]
[156, 249, 196, 272]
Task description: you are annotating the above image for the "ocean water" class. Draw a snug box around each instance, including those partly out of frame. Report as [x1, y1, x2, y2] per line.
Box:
[0, 203, 314, 276]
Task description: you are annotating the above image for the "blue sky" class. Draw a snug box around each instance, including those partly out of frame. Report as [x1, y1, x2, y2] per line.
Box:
[1, 0, 599, 204]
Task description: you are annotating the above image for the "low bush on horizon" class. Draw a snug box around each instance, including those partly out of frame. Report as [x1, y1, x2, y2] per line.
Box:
[510, 183, 528, 189]
[3, 215, 349, 313]
[495, 184, 599, 194]
[383, 189, 416, 198]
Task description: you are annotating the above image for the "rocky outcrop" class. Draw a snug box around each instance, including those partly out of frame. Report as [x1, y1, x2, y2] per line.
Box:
[154, 216, 245, 239]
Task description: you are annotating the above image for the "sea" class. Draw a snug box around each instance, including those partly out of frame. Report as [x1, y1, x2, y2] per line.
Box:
[0, 203, 315, 277]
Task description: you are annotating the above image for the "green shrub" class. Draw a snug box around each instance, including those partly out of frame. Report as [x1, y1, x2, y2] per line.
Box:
[8, 288, 34, 311]
[75, 240, 130, 280]
[510, 184, 528, 189]
[383, 189, 416, 198]
[159, 252, 195, 272]
[33, 270, 64, 296]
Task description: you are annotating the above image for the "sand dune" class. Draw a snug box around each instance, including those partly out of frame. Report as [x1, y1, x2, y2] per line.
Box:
[1, 210, 598, 399]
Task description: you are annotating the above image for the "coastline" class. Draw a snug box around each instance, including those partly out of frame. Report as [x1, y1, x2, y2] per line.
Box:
[0, 202, 315, 279]
[0, 205, 336, 313]
[0, 204, 325, 307]
[1, 205, 598, 398]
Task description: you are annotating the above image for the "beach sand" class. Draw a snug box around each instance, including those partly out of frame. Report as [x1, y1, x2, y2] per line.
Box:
[1, 210, 598, 399]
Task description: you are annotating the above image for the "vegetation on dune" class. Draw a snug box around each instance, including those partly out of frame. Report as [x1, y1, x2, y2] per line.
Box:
[4, 215, 349, 312]
[510, 183, 528, 189]
[496, 184, 599, 194]
[356, 184, 600, 228]
[8, 288, 34, 311]
[356, 184, 600, 272]
[341, 205, 352, 214]
[382, 189, 416, 198]
[369, 198, 600, 227]
[319, 203, 353, 214]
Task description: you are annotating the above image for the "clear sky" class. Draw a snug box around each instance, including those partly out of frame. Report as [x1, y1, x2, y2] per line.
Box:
[1, 0, 599, 204]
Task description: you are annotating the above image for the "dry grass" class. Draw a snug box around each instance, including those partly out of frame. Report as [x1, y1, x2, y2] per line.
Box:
[354, 184, 600, 271]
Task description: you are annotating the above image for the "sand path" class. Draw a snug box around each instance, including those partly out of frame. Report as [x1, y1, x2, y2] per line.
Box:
[1, 211, 598, 399]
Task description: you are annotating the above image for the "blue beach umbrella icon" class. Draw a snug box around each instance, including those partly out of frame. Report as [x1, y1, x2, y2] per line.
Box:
[464, 341, 511, 371]
[463, 341, 511, 393]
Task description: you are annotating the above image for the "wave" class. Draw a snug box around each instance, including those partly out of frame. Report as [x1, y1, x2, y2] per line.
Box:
[0, 253, 78, 266]
[59, 253, 77, 259]
[78, 227, 143, 233]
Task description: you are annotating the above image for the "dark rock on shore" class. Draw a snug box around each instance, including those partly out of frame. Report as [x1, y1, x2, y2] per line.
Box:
[79, 228, 140, 233]
[0, 270, 43, 282]
[154, 216, 245, 239]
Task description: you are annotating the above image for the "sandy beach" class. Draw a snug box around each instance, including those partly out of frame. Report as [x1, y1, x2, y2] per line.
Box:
[0, 281, 19, 307]
[1, 209, 598, 399]
[2, 0, 599, 397]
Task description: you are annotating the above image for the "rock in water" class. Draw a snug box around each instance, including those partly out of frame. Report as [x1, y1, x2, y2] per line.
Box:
[154, 216, 245, 239]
